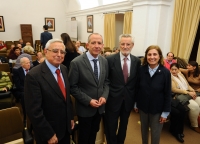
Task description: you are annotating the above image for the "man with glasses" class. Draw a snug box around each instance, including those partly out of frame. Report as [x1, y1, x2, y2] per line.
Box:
[24, 39, 74, 144]
[105, 34, 141, 144]
[69, 33, 109, 144]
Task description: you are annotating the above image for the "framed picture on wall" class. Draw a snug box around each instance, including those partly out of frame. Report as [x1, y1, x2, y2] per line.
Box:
[71, 17, 76, 21]
[0, 16, 5, 32]
[87, 15, 93, 33]
[45, 17, 55, 31]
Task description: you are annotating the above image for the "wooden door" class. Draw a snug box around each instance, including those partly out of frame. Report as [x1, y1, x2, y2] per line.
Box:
[20, 24, 33, 46]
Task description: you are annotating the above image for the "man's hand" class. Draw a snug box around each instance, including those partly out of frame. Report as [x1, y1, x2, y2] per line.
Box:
[159, 117, 167, 124]
[1, 87, 7, 92]
[90, 99, 101, 108]
[48, 134, 58, 144]
[71, 120, 75, 129]
[98, 97, 106, 105]
[134, 108, 139, 113]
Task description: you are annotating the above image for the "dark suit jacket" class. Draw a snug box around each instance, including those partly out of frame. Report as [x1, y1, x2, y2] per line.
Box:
[68, 53, 109, 117]
[40, 31, 53, 48]
[24, 62, 73, 143]
[12, 67, 25, 92]
[106, 53, 141, 112]
[136, 65, 171, 114]
[32, 60, 40, 67]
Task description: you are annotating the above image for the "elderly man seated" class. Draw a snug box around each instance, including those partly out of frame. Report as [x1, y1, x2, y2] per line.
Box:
[13, 57, 30, 127]
[75, 40, 86, 54]
[0, 40, 7, 51]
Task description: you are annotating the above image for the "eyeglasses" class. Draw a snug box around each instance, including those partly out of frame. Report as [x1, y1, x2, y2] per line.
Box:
[47, 49, 66, 55]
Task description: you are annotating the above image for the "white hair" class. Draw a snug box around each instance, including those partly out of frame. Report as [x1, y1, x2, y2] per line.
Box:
[119, 34, 134, 43]
[45, 39, 65, 49]
[20, 57, 29, 65]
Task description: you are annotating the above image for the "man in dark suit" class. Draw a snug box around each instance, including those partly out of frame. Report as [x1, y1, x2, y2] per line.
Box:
[40, 25, 53, 50]
[24, 39, 74, 144]
[105, 34, 141, 144]
[13, 57, 30, 126]
[32, 52, 43, 67]
[68, 33, 109, 144]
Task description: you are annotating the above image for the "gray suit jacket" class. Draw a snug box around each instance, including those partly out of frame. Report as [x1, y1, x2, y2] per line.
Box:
[68, 53, 109, 117]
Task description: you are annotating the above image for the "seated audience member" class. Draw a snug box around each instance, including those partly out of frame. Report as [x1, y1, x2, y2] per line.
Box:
[0, 71, 12, 92]
[112, 47, 120, 54]
[171, 63, 200, 133]
[32, 52, 43, 67]
[180, 61, 200, 92]
[19, 39, 25, 48]
[13, 57, 30, 126]
[0, 40, 7, 51]
[164, 52, 176, 70]
[23, 45, 35, 55]
[75, 40, 86, 53]
[104, 51, 111, 57]
[8, 47, 21, 63]
[26, 42, 31, 46]
[13, 46, 34, 69]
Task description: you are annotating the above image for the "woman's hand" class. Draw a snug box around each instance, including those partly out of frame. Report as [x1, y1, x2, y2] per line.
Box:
[188, 91, 197, 99]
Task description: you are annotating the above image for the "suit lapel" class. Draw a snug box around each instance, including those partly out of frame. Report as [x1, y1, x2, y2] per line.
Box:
[114, 53, 125, 84]
[98, 56, 103, 86]
[83, 53, 98, 84]
[41, 62, 65, 101]
[127, 55, 136, 82]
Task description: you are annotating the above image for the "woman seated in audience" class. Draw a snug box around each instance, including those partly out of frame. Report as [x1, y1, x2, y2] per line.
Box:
[180, 61, 200, 92]
[13, 46, 34, 69]
[0, 71, 12, 92]
[8, 47, 21, 63]
[164, 52, 176, 70]
[171, 63, 200, 133]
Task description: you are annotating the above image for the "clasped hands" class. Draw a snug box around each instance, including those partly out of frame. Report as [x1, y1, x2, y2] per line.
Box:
[90, 97, 106, 108]
[188, 91, 197, 99]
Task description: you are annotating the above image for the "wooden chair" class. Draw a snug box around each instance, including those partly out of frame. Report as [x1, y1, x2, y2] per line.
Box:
[104, 47, 110, 51]
[31, 55, 37, 61]
[5, 41, 13, 45]
[0, 63, 10, 72]
[0, 53, 7, 57]
[14, 41, 19, 46]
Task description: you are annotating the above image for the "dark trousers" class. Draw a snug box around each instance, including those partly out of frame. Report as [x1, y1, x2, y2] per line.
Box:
[170, 103, 186, 135]
[78, 111, 102, 144]
[35, 132, 70, 144]
[105, 100, 131, 144]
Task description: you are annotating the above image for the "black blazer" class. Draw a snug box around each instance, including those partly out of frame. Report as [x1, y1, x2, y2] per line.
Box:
[40, 31, 53, 48]
[12, 67, 25, 92]
[136, 65, 171, 114]
[32, 60, 40, 67]
[24, 62, 73, 142]
[106, 53, 141, 112]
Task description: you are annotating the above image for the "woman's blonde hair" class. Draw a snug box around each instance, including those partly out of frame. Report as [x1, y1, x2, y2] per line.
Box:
[23, 46, 34, 54]
[142, 45, 164, 66]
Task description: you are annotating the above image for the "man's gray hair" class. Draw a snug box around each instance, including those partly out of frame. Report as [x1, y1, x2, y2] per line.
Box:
[20, 57, 28, 65]
[88, 33, 103, 43]
[119, 34, 134, 43]
[45, 39, 66, 49]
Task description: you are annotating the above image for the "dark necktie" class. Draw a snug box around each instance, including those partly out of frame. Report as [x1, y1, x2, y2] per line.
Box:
[92, 59, 98, 81]
[25, 69, 29, 75]
[123, 57, 128, 83]
[55, 69, 66, 100]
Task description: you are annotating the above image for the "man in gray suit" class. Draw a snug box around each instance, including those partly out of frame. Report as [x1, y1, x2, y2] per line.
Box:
[68, 33, 109, 144]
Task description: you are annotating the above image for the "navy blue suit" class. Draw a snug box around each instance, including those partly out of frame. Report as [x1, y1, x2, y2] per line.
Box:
[40, 31, 53, 49]
[136, 65, 171, 114]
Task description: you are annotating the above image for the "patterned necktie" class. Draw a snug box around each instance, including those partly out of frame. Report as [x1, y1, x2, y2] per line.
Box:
[123, 57, 128, 83]
[92, 59, 98, 81]
[55, 69, 66, 100]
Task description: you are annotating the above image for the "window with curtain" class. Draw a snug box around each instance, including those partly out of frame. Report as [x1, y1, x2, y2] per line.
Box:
[78, 0, 98, 10]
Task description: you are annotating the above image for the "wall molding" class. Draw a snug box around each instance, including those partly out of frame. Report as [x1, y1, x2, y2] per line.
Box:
[132, 0, 172, 7]
[66, 1, 133, 17]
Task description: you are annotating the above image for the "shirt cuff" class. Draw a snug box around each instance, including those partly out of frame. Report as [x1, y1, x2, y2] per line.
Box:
[134, 103, 137, 109]
[161, 112, 169, 118]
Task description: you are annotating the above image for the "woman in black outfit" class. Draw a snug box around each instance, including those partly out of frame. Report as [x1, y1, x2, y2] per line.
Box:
[61, 33, 79, 70]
